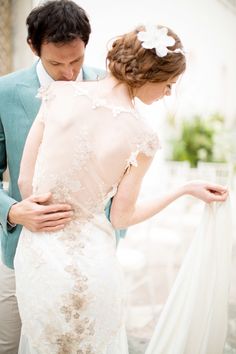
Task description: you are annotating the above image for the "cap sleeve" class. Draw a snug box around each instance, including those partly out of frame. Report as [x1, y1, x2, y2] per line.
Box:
[126, 122, 160, 169]
[137, 130, 160, 157]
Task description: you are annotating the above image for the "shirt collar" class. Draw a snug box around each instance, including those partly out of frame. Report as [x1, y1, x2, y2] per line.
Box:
[36, 59, 83, 87]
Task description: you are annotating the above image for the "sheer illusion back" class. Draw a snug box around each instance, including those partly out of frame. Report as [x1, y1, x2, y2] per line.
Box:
[34, 81, 159, 224]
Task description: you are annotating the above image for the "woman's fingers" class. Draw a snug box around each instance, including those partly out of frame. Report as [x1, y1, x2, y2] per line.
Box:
[207, 189, 228, 202]
[206, 183, 227, 193]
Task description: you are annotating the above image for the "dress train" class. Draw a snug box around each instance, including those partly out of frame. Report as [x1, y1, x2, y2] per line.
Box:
[145, 199, 232, 354]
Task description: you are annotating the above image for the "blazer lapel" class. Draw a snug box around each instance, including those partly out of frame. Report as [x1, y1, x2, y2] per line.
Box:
[16, 64, 41, 121]
[16, 84, 41, 122]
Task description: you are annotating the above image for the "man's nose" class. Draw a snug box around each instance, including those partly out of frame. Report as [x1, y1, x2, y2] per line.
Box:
[62, 67, 74, 80]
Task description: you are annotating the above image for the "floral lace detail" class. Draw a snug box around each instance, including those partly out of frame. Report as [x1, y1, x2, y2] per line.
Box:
[57, 223, 87, 255]
[33, 124, 105, 223]
[72, 84, 89, 98]
[126, 150, 139, 168]
[55, 264, 96, 354]
[36, 85, 56, 102]
[29, 117, 121, 351]
[91, 98, 138, 118]
[38, 222, 97, 353]
[125, 131, 160, 168]
[71, 82, 139, 119]
[72, 128, 93, 170]
[137, 131, 160, 156]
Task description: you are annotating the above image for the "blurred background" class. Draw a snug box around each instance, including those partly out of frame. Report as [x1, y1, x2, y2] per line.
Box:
[1, 0, 236, 352]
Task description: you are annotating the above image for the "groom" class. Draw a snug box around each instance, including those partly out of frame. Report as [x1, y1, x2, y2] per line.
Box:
[0, 1, 125, 352]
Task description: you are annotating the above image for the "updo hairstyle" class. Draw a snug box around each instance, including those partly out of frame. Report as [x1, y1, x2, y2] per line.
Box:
[106, 25, 186, 88]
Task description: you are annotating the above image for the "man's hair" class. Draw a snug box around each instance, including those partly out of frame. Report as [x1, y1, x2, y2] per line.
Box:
[26, 0, 91, 56]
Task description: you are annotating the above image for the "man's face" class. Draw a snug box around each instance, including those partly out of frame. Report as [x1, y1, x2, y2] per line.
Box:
[37, 38, 85, 81]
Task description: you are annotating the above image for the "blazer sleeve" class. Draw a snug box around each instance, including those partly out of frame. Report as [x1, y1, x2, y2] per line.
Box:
[104, 198, 127, 242]
[0, 117, 17, 234]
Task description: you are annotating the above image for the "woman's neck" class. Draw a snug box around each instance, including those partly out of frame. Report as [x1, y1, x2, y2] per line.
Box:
[97, 74, 134, 109]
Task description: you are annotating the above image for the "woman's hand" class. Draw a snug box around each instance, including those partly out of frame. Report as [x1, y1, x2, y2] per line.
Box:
[182, 180, 228, 203]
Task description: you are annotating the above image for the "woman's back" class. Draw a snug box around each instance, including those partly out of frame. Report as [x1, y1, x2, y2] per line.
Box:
[34, 80, 159, 223]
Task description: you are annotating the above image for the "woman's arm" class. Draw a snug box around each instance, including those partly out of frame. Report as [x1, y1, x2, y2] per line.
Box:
[18, 115, 44, 199]
[110, 154, 228, 229]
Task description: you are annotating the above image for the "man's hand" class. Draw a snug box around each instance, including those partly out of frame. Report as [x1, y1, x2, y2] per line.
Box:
[8, 192, 73, 232]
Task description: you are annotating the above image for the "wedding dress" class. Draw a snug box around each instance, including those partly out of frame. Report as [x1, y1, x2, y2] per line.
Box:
[14, 81, 232, 354]
[14, 80, 159, 354]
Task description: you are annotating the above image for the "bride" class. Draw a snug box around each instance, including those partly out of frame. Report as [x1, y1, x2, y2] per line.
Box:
[14, 24, 228, 353]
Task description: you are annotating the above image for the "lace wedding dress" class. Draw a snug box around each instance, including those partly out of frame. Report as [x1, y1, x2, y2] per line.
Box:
[14, 81, 232, 354]
[14, 80, 159, 354]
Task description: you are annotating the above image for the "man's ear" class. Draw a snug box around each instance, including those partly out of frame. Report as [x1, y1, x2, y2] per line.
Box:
[27, 39, 39, 56]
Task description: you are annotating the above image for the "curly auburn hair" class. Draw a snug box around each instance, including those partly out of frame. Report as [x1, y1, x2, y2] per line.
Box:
[107, 25, 186, 88]
[26, 0, 91, 56]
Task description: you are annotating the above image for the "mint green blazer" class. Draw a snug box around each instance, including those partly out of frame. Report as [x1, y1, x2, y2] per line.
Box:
[0, 63, 126, 269]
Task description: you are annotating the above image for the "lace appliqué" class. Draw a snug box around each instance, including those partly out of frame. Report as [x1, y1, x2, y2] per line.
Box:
[32, 141, 111, 353]
[56, 264, 95, 354]
[39, 222, 96, 353]
[126, 131, 160, 169]
[72, 128, 93, 170]
[137, 131, 160, 156]
[72, 84, 89, 98]
[91, 98, 138, 118]
[36, 85, 56, 102]
[35, 85, 57, 123]
[71, 82, 139, 119]
[126, 151, 139, 168]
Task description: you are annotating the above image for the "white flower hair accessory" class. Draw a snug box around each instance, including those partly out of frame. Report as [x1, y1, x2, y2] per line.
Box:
[137, 24, 184, 58]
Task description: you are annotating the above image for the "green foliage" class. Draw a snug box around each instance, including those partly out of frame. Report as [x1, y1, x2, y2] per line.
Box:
[167, 113, 227, 167]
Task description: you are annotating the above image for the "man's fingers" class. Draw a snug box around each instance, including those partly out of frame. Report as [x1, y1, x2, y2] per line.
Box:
[30, 217, 72, 232]
[36, 203, 73, 214]
[31, 194, 72, 212]
[40, 217, 72, 228]
[40, 211, 73, 222]
[46, 204, 73, 213]
[40, 225, 66, 232]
